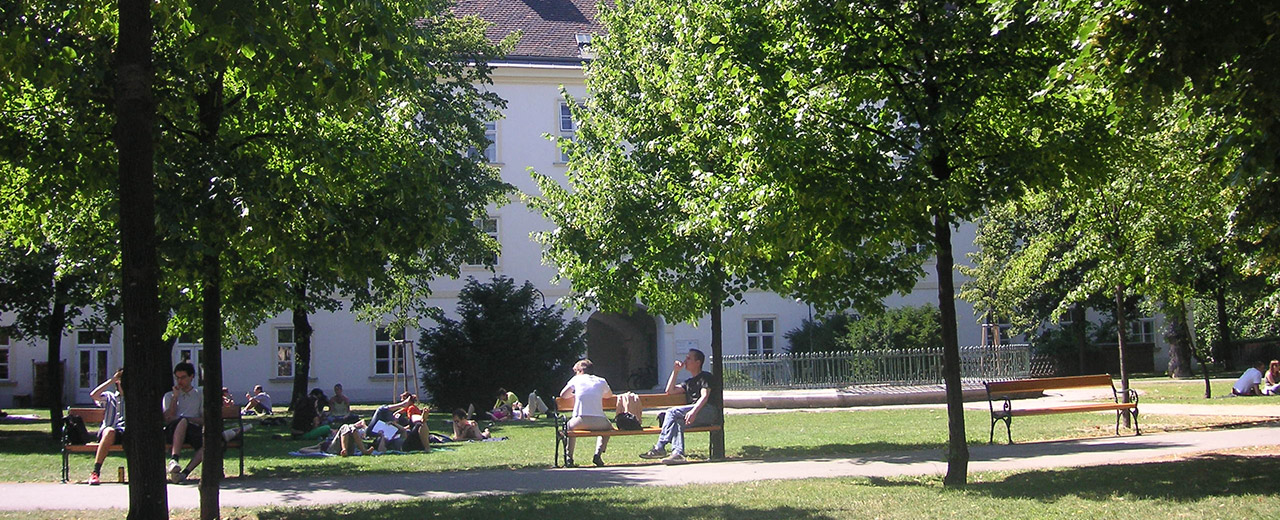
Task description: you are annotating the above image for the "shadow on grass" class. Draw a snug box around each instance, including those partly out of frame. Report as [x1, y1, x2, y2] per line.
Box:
[738, 442, 944, 460]
[967, 454, 1280, 502]
[256, 494, 841, 520]
[853, 453, 1280, 503]
[0, 429, 60, 455]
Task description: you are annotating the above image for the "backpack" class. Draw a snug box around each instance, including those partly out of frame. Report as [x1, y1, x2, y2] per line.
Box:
[62, 415, 92, 445]
[615, 412, 642, 431]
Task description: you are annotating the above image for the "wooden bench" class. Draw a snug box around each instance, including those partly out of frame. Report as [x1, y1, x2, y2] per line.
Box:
[61, 406, 245, 483]
[985, 374, 1139, 444]
[553, 393, 722, 467]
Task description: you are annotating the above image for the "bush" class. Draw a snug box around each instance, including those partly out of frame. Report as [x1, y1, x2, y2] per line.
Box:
[842, 305, 942, 351]
[785, 313, 853, 354]
[418, 276, 586, 411]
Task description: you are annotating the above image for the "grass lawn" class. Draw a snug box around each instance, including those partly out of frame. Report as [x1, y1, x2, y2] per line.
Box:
[6, 447, 1279, 519]
[0, 404, 1259, 483]
[1130, 379, 1280, 405]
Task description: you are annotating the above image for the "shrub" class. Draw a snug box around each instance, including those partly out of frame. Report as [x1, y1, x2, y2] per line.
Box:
[418, 276, 586, 411]
[785, 313, 853, 354]
[842, 305, 942, 351]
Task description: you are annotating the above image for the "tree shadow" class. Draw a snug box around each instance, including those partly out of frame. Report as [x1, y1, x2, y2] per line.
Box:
[256, 494, 840, 520]
[739, 442, 944, 460]
[967, 454, 1280, 502]
[852, 453, 1280, 503]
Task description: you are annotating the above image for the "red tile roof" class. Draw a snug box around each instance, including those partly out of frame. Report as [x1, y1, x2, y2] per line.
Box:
[454, 0, 603, 63]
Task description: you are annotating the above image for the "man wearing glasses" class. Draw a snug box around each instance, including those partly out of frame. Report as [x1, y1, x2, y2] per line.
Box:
[163, 362, 204, 483]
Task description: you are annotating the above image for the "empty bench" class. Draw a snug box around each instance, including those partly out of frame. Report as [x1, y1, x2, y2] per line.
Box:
[553, 393, 722, 467]
[61, 406, 245, 482]
[985, 374, 1139, 444]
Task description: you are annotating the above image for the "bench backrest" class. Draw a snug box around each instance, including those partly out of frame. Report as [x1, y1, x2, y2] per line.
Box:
[67, 405, 239, 426]
[985, 374, 1116, 397]
[556, 393, 689, 413]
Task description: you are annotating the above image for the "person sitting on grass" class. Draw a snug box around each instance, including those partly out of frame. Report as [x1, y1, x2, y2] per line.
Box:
[451, 408, 491, 441]
[88, 368, 126, 485]
[242, 385, 272, 415]
[490, 388, 523, 421]
[1264, 360, 1280, 396]
[639, 349, 719, 465]
[291, 388, 333, 440]
[326, 383, 360, 424]
[1232, 359, 1268, 396]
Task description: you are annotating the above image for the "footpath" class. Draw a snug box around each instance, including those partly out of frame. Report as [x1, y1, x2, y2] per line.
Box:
[3, 384, 1279, 512]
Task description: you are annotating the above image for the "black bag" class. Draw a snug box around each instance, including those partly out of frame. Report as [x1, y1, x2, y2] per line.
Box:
[63, 415, 92, 445]
[615, 412, 642, 431]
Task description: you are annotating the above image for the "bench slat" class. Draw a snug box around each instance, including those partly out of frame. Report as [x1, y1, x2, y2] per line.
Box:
[1004, 402, 1137, 417]
[985, 374, 1115, 394]
[565, 425, 722, 438]
[556, 392, 689, 412]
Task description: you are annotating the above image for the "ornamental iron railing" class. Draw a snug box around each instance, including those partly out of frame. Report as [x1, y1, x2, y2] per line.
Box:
[720, 344, 1031, 390]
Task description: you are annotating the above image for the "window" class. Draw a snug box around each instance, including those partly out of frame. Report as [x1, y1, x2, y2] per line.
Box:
[374, 327, 409, 376]
[746, 318, 776, 356]
[466, 216, 500, 267]
[0, 332, 9, 381]
[76, 330, 112, 389]
[467, 121, 497, 163]
[559, 103, 580, 163]
[174, 334, 204, 386]
[276, 328, 295, 378]
[1131, 318, 1155, 344]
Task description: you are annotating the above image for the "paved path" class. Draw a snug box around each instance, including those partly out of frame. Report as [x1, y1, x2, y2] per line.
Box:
[3, 423, 1277, 511]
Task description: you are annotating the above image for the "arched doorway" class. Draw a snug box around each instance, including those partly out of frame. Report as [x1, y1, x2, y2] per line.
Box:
[585, 306, 657, 391]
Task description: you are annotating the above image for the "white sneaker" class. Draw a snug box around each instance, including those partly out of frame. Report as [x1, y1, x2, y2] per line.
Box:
[166, 460, 183, 483]
[222, 427, 240, 442]
[661, 452, 687, 465]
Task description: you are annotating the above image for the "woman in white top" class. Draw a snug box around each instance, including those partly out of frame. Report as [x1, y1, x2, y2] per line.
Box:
[560, 359, 615, 466]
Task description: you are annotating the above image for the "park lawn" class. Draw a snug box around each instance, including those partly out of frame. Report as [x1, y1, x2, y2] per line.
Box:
[8, 447, 1280, 519]
[1129, 379, 1280, 405]
[0, 405, 1243, 483]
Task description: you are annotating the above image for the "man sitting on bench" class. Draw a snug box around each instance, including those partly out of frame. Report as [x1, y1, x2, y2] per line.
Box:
[88, 367, 126, 485]
[559, 359, 615, 466]
[639, 349, 718, 465]
[163, 362, 204, 483]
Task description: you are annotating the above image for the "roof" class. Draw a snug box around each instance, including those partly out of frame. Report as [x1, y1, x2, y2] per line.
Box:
[453, 0, 603, 64]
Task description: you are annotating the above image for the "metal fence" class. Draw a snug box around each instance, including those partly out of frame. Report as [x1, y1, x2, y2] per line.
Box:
[720, 344, 1031, 390]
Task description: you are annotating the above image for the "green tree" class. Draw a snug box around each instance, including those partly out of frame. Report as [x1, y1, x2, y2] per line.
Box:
[418, 277, 586, 412]
[3, 1, 509, 516]
[785, 313, 852, 354]
[842, 306, 943, 352]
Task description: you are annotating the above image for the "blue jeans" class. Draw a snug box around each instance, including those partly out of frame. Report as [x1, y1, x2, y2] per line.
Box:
[368, 406, 406, 451]
[654, 404, 719, 455]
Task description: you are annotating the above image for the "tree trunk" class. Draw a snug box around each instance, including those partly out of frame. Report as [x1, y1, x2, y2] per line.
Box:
[1113, 286, 1132, 427]
[1071, 304, 1088, 376]
[1165, 300, 1194, 378]
[1214, 287, 1234, 370]
[290, 286, 313, 412]
[709, 298, 725, 460]
[115, 0, 168, 515]
[1184, 300, 1212, 398]
[199, 248, 223, 519]
[45, 277, 66, 441]
[934, 208, 967, 487]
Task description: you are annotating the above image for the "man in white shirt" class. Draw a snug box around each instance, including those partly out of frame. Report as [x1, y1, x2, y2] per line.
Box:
[163, 362, 204, 483]
[242, 385, 272, 415]
[560, 359, 615, 466]
[1232, 359, 1267, 396]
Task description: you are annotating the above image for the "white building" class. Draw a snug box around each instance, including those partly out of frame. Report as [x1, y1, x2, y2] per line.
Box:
[0, 0, 1163, 408]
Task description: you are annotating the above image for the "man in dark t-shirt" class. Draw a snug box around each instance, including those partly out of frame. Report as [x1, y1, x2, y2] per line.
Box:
[639, 348, 720, 465]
